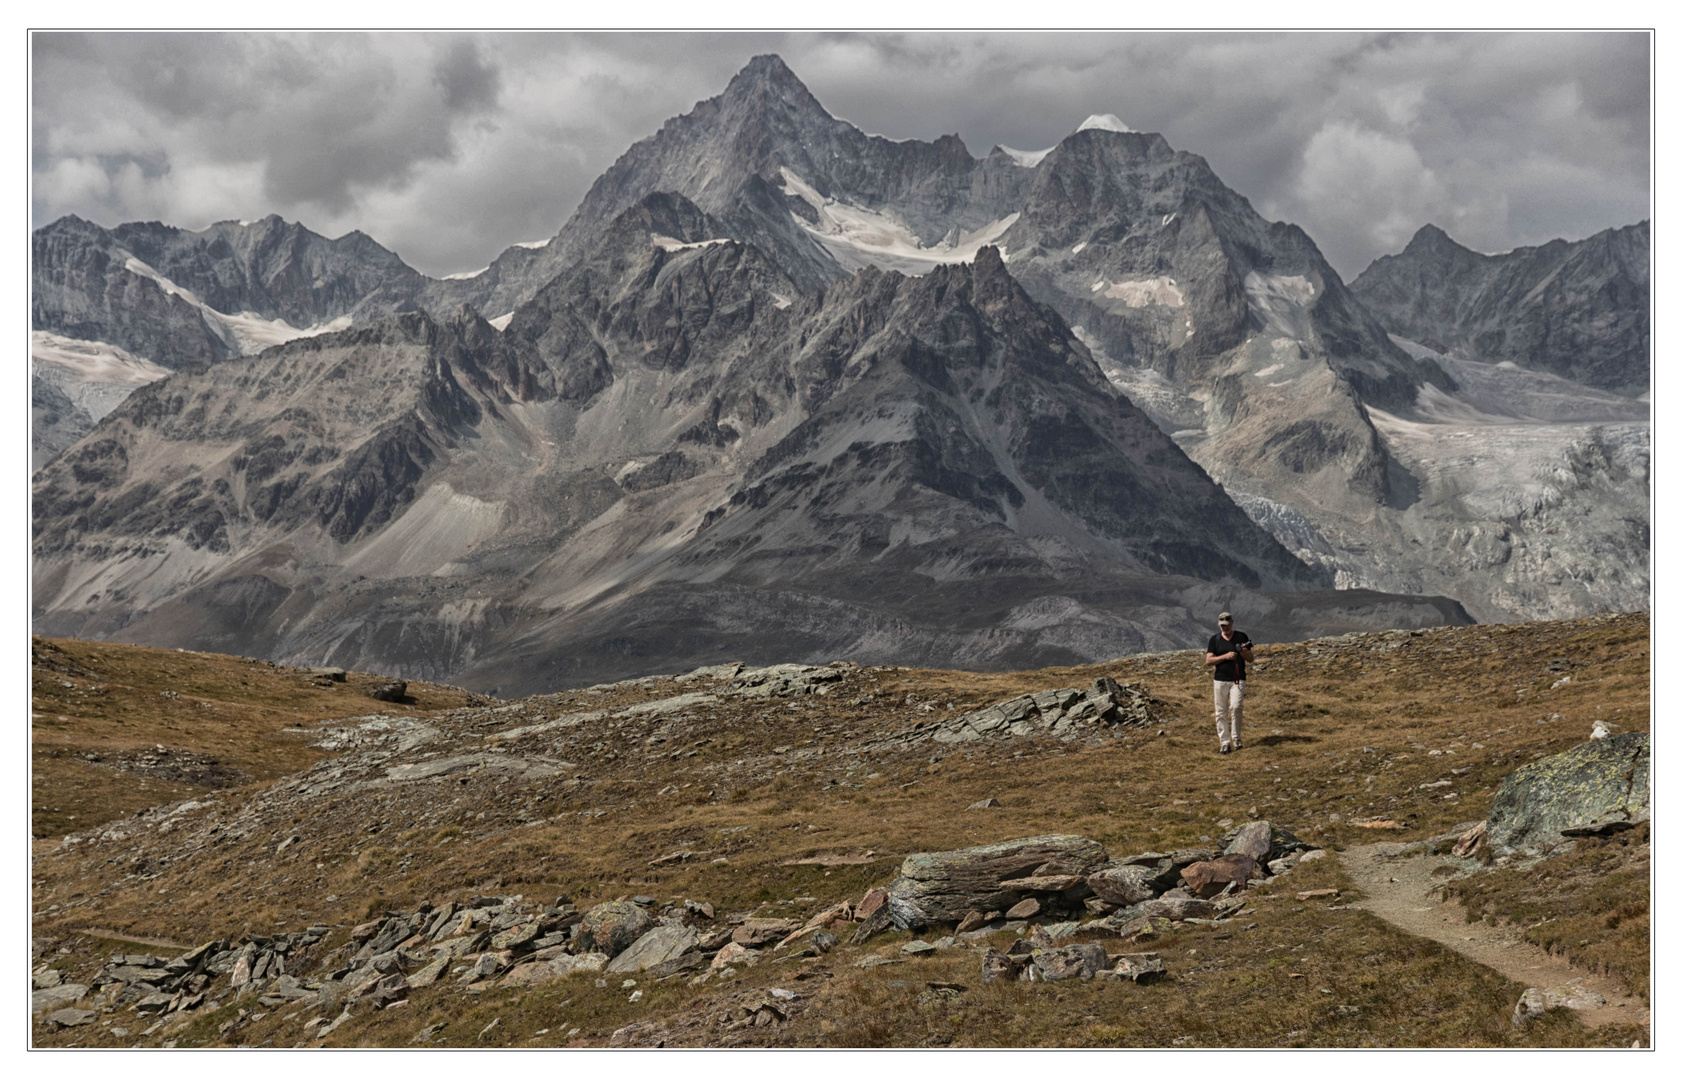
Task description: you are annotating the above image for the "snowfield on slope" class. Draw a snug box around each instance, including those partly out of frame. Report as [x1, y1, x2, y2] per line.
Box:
[779, 167, 1018, 275]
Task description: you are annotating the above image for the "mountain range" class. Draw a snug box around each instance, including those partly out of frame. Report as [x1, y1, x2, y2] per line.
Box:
[30, 55, 1648, 691]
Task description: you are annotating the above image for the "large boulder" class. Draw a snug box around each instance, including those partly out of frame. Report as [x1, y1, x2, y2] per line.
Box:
[1219, 821, 1309, 865]
[1086, 865, 1157, 906]
[1029, 942, 1110, 982]
[886, 835, 1109, 923]
[1222, 821, 1274, 862]
[31, 984, 88, 1014]
[1137, 849, 1217, 893]
[576, 900, 655, 958]
[606, 924, 699, 973]
[1486, 733, 1650, 860]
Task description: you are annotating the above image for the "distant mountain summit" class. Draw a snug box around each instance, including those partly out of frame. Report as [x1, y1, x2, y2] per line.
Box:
[32, 213, 427, 365]
[1351, 221, 1649, 396]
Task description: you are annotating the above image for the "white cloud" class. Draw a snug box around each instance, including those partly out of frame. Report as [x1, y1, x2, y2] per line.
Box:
[1291, 121, 1450, 266]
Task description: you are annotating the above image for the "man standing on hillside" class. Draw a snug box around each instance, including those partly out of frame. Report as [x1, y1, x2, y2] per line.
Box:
[1205, 612, 1252, 754]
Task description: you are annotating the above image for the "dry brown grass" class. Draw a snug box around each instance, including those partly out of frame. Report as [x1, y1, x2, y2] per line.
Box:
[1445, 822, 1651, 1001]
[31, 613, 1649, 1047]
[30, 636, 486, 840]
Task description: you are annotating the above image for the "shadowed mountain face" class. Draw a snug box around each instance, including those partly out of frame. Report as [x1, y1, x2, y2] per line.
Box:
[34, 194, 1466, 694]
[1350, 222, 1650, 397]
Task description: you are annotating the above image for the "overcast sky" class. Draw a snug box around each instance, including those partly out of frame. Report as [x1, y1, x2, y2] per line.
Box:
[30, 31, 1650, 281]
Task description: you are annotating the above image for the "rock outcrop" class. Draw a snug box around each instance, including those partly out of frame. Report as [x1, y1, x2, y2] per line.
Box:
[933, 678, 1171, 744]
[1484, 733, 1650, 860]
[886, 822, 1312, 925]
[886, 835, 1109, 924]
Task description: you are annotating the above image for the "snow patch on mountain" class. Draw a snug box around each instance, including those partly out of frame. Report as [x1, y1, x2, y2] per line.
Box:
[32, 332, 174, 470]
[442, 267, 489, 280]
[121, 254, 354, 355]
[1071, 325, 1205, 437]
[1101, 277, 1186, 308]
[1077, 114, 1133, 134]
[1370, 406, 1649, 523]
[1389, 336, 1648, 425]
[514, 237, 553, 250]
[1228, 491, 1345, 577]
[999, 144, 1054, 168]
[32, 331, 170, 391]
[779, 167, 1019, 276]
[652, 235, 733, 252]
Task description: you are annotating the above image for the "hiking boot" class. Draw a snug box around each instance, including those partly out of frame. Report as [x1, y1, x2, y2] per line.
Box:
[1219, 745, 1231, 754]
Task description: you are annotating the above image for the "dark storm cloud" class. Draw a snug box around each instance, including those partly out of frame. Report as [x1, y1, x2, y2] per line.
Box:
[31, 31, 1649, 280]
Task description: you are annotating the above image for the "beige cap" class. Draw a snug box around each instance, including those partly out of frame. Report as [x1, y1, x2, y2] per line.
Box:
[1217, 611, 1233, 624]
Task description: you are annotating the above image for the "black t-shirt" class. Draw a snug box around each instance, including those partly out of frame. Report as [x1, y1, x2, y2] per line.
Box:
[1208, 630, 1251, 681]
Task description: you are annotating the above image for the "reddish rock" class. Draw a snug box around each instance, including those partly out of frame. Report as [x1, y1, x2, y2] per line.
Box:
[857, 888, 889, 920]
[1453, 821, 1487, 858]
[711, 941, 757, 970]
[1180, 854, 1257, 898]
[955, 910, 988, 934]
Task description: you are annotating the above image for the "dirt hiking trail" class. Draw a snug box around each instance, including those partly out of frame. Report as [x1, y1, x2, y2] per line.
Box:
[1338, 843, 1649, 1033]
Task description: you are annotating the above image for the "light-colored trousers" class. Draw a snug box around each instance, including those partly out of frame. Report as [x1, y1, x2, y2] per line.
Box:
[1213, 680, 1244, 747]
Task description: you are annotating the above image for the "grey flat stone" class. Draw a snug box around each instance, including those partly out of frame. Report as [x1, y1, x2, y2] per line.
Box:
[31, 984, 88, 1014]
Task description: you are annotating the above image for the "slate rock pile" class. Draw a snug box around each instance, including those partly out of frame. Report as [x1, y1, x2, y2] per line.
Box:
[364, 680, 408, 703]
[80, 746, 247, 788]
[34, 886, 867, 1039]
[980, 931, 1166, 985]
[34, 926, 330, 1032]
[932, 677, 1171, 744]
[37, 821, 1322, 1039]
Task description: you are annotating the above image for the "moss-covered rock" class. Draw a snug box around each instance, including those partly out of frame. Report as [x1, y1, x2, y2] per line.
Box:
[1486, 732, 1650, 859]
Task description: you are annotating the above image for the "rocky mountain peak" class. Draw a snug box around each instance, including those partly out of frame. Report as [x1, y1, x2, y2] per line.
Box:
[720, 53, 822, 110]
[1389, 222, 1484, 272]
